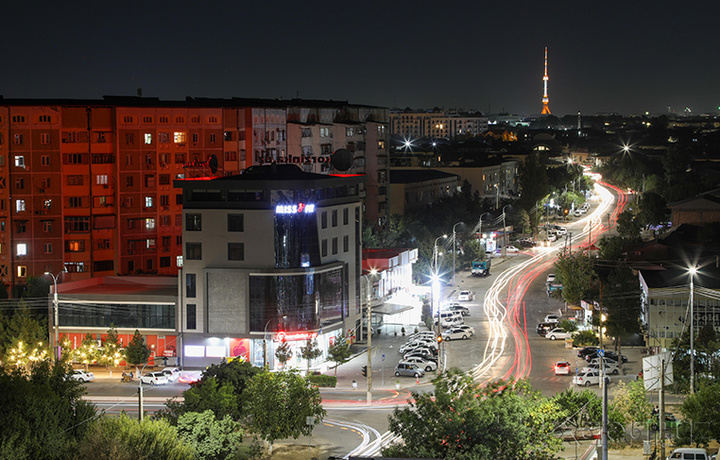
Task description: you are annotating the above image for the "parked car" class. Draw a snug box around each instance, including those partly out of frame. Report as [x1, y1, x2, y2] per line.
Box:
[581, 361, 620, 376]
[458, 290, 474, 301]
[408, 332, 436, 341]
[400, 357, 437, 372]
[140, 371, 169, 386]
[454, 325, 475, 336]
[70, 369, 95, 382]
[505, 245, 520, 253]
[573, 370, 607, 386]
[577, 346, 599, 359]
[394, 362, 425, 378]
[536, 322, 554, 336]
[546, 274, 556, 285]
[554, 226, 567, 236]
[442, 328, 471, 341]
[547, 233, 558, 242]
[399, 341, 437, 355]
[585, 350, 628, 364]
[545, 328, 573, 341]
[404, 350, 438, 363]
[442, 304, 470, 316]
[665, 447, 708, 459]
[544, 314, 560, 323]
[573, 209, 584, 217]
[161, 367, 181, 382]
[554, 361, 572, 375]
[587, 357, 618, 367]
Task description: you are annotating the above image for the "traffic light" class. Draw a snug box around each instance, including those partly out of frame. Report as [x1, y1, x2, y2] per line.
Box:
[564, 208, 569, 215]
[361, 365, 367, 376]
[437, 334, 443, 343]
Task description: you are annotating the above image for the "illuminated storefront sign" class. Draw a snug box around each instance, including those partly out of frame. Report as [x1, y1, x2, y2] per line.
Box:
[275, 203, 315, 214]
[275, 331, 318, 342]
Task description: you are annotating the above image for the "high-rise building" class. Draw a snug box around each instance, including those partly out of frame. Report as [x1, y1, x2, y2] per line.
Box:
[541, 47, 551, 115]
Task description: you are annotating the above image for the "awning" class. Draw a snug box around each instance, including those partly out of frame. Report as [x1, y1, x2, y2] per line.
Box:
[372, 303, 415, 315]
[567, 304, 584, 310]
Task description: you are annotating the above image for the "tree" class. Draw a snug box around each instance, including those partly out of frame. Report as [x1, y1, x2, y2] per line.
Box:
[22, 276, 51, 299]
[603, 265, 642, 366]
[0, 361, 96, 459]
[327, 333, 353, 377]
[637, 191, 667, 228]
[611, 380, 652, 434]
[598, 235, 625, 261]
[162, 377, 239, 424]
[298, 338, 322, 375]
[274, 341, 292, 368]
[616, 210, 640, 238]
[518, 154, 550, 225]
[244, 370, 326, 453]
[553, 251, 597, 306]
[200, 359, 261, 403]
[176, 410, 244, 460]
[124, 329, 152, 376]
[73, 332, 99, 371]
[97, 325, 123, 371]
[553, 388, 602, 435]
[383, 372, 562, 459]
[675, 382, 720, 447]
[558, 319, 578, 333]
[0, 300, 47, 357]
[76, 413, 195, 460]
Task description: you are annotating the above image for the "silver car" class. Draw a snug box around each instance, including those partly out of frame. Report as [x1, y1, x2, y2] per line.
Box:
[394, 362, 425, 378]
[400, 357, 437, 372]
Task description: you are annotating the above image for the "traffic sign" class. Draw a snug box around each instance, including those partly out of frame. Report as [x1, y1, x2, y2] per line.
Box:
[382, 353, 385, 362]
[598, 349, 605, 357]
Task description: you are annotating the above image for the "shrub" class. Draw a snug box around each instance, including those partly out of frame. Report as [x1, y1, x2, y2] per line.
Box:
[572, 330, 599, 347]
[308, 374, 337, 387]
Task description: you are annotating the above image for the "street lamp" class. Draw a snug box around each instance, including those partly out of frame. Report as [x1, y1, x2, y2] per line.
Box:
[264, 315, 287, 369]
[433, 235, 447, 273]
[452, 222, 463, 287]
[44, 270, 66, 362]
[362, 269, 377, 405]
[501, 205, 511, 258]
[689, 266, 697, 394]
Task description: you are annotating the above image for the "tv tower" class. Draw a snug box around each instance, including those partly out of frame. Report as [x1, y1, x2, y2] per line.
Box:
[541, 47, 551, 115]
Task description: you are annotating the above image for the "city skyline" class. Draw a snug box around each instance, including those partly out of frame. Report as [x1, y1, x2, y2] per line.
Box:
[2, 0, 719, 116]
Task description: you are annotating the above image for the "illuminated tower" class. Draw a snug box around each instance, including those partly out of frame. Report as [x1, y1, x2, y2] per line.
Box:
[541, 47, 551, 115]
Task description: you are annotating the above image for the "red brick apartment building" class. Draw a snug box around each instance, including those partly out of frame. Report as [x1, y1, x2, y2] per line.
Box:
[0, 97, 388, 293]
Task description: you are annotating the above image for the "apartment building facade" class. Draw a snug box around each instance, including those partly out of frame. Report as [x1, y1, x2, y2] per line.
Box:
[0, 98, 388, 292]
[390, 109, 488, 140]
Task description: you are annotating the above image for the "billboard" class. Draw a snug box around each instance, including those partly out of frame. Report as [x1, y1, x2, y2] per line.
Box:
[642, 352, 674, 392]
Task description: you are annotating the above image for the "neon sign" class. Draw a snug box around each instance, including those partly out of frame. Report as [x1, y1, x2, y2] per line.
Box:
[275, 203, 316, 214]
[275, 331, 318, 342]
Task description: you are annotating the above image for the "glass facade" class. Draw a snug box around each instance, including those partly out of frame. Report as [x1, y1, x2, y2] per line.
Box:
[249, 267, 345, 332]
[60, 302, 175, 329]
[274, 211, 320, 268]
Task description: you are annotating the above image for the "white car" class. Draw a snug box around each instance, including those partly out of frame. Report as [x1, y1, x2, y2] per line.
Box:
[140, 371, 169, 386]
[573, 370, 608, 387]
[504, 245, 520, 253]
[458, 290, 473, 301]
[581, 361, 619, 376]
[544, 314, 560, 323]
[408, 332, 436, 341]
[454, 325, 475, 336]
[400, 357, 437, 372]
[70, 369, 95, 382]
[546, 274, 556, 284]
[161, 367, 181, 382]
[442, 328, 471, 341]
[554, 226, 567, 236]
[399, 341, 437, 354]
[573, 209, 585, 217]
[545, 328, 573, 341]
[547, 233, 558, 242]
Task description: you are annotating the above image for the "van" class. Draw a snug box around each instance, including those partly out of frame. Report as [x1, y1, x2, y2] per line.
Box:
[667, 448, 708, 459]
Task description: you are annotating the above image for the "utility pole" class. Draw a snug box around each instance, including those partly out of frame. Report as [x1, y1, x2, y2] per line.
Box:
[601, 354, 608, 460]
[660, 358, 666, 459]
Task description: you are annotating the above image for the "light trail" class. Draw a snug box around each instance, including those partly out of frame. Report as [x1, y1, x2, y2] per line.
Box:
[471, 179, 627, 385]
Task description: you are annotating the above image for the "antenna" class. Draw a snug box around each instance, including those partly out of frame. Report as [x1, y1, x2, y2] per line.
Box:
[541, 47, 551, 115]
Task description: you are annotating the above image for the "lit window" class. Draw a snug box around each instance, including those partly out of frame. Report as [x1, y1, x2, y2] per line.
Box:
[96, 174, 108, 185]
[146, 239, 156, 249]
[17, 243, 27, 256]
[146, 218, 155, 230]
[174, 132, 186, 143]
[14, 156, 25, 167]
[145, 196, 153, 208]
[17, 266, 27, 277]
[144, 133, 152, 144]
[16, 200, 25, 212]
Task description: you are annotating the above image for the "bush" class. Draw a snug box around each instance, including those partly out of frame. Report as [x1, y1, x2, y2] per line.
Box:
[572, 330, 599, 347]
[559, 319, 578, 333]
[308, 374, 336, 387]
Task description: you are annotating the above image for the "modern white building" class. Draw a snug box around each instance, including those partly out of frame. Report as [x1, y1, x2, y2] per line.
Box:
[174, 164, 366, 369]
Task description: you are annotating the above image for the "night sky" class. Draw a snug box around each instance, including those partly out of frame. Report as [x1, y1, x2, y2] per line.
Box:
[2, 1, 718, 116]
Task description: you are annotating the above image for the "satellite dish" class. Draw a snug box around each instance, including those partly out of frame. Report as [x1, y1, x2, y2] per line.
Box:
[208, 154, 218, 174]
[331, 148, 353, 172]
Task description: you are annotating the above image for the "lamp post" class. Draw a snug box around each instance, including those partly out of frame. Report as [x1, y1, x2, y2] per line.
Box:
[452, 222, 463, 287]
[264, 315, 287, 369]
[689, 266, 696, 394]
[433, 235, 447, 273]
[363, 270, 377, 405]
[501, 205, 511, 258]
[44, 270, 65, 362]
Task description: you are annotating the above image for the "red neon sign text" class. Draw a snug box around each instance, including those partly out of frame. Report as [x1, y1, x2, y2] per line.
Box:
[275, 331, 318, 342]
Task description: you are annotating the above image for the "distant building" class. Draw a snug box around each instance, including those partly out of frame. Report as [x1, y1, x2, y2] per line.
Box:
[390, 108, 488, 139]
[669, 189, 720, 226]
[389, 169, 459, 215]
